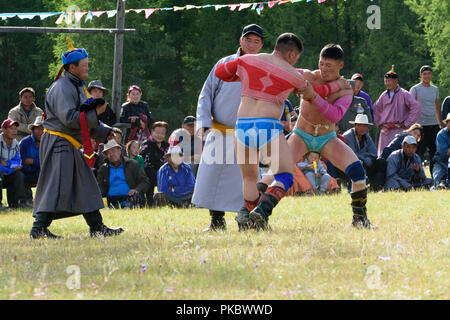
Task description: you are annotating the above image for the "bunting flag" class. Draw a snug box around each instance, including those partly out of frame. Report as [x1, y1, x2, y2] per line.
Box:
[0, 0, 331, 24]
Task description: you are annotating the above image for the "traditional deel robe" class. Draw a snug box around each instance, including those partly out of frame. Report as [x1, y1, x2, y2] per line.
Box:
[32, 72, 111, 218]
[192, 49, 244, 213]
[373, 86, 420, 156]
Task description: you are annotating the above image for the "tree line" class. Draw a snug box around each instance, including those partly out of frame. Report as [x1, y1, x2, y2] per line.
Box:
[0, 0, 448, 129]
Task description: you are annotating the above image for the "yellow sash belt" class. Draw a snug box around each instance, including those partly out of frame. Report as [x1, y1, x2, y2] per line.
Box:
[211, 119, 234, 135]
[44, 128, 82, 149]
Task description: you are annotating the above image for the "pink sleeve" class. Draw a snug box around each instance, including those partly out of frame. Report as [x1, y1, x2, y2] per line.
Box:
[311, 94, 353, 123]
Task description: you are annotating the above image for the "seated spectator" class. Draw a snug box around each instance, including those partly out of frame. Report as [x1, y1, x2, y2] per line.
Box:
[154, 146, 195, 208]
[432, 113, 450, 188]
[126, 140, 145, 171]
[0, 119, 28, 208]
[120, 85, 152, 142]
[127, 113, 151, 145]
[343, 114, 387, 191]
[96, 139, 150, 209]
[8, 87, 43, 142]
[297, 152, 332, 195]
[18, 116, 44, 205]
[98, 127, 126, 165]
[87, 80, 116, 127]
[379, 123, 424, 160]
[141, 121, 170, 206]
[385, 135, 433, 191]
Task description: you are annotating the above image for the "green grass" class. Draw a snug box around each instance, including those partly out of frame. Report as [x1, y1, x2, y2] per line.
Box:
[0, 190, 449, 300]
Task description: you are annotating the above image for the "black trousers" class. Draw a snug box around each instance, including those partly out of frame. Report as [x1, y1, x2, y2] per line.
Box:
[364, 158, 387, 191]
[0, 171, 26, 207]
[417, 124, 440, 174]
[32, 210, 103, 229]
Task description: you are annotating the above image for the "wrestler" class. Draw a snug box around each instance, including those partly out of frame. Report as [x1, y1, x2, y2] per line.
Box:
[215, 33, 349, 230]
[289, 44, 374, 229]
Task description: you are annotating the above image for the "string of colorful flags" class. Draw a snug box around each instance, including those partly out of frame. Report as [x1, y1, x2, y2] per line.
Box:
[0, 0, 334, 24]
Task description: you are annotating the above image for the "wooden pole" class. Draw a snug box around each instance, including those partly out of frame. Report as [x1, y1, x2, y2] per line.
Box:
[112, 0, 126, 123]
[0, 26, 135, 34]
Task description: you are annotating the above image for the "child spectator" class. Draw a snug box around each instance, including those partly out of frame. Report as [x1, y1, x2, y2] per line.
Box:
[297, 152, 331, 195]
[126, 140, 145, 171]
[154, 146, 195, 207]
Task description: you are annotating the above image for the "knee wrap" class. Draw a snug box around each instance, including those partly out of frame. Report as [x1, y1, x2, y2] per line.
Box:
[345, 161, 366, 183]
[274, 172, 293, 191]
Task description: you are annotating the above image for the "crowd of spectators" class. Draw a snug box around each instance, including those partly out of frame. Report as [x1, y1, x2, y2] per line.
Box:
[1, 66, 449, 209]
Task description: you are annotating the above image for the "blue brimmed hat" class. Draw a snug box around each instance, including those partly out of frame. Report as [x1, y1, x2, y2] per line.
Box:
[62, 48, 88, 65]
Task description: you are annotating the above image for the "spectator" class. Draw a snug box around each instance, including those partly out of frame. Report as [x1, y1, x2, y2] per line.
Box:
[385, 135, 432, 191]
[432, 113, 450, 189]
[351, 73, 374, 117]
[0, 119, 27, 208]
[8, 87, 43, 142]
[170, 116, 202, 177]
[154, 146, 195, 208]
[126, 140, 145, 171]
[442, 96, 450, 122]
[141, 121, 170, 206]
[337, 95, 373, 134]
[97, 139, 149, 209]
[379, 123, 424, 160]
[120, 85, 152, 142]
[98, 127, 126, 165]
[409, 65, 441, 175]
[297, 152, 332, 195]
[343, 114, 387, 192]
[373, 66, 421, 156]
[19, 116, 44, 205]
[87, 80, 116, 127]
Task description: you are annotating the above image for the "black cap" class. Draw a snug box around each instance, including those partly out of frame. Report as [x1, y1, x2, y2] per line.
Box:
[183, 116, 196, 125]
[241, 24, 263, 40]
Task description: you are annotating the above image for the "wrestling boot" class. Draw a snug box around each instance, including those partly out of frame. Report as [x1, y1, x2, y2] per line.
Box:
[236, 196, 261, 231]
[236, 206, 255, 232]
[30, 227, 63, 240]
[203, 211, 226, 232]
[249, 186, 285, 231]
[350, 188, 375, 229]
[90, 223, 124, 237]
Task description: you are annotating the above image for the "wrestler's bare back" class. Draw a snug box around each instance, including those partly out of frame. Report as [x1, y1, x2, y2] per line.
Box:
[237, 53, 306, 120]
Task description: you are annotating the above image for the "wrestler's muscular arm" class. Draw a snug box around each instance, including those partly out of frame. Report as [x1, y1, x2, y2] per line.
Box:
[296, 69, 350, 98]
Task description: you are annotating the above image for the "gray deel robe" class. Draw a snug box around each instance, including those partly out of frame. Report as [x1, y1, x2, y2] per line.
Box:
[32, 72, 111, 218]
[192, 49, 245, 212]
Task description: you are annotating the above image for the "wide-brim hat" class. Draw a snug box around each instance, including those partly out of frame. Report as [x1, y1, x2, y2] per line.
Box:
[349, 114, 373, 125]
[102, 139, 122, 154]
[87, 80, 108, 93]
[28, 116, 44, 131]
[443, 113, 450, 123]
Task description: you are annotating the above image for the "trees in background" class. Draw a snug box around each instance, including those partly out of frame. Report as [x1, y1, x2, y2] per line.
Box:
[0, 0, 448, 127]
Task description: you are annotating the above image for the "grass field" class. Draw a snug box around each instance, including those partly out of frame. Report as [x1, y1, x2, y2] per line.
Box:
[0, 190, 448, 300]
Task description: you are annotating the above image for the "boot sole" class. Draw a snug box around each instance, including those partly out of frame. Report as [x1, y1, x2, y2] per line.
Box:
[249, 211, 269, 231]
